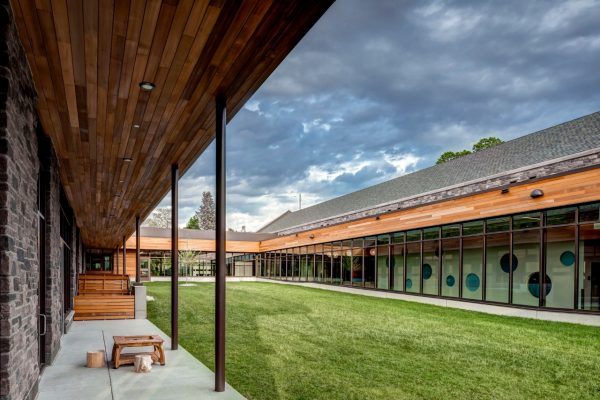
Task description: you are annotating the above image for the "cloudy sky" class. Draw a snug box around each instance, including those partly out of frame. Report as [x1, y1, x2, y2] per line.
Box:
[153, 0, 600, 231]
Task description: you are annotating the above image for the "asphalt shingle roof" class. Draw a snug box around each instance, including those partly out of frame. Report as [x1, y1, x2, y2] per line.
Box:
[259, 111, 600, 233]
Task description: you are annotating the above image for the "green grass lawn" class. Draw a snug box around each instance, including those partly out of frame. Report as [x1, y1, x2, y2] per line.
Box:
[146, 282, 600, 400]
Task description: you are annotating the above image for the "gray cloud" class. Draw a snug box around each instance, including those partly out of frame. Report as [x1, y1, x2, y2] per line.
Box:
[158, 0, 600, 231]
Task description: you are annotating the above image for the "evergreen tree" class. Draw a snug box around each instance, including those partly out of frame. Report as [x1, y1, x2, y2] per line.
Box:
[196, 191, 216, 230]
[185, 214, 200, 229]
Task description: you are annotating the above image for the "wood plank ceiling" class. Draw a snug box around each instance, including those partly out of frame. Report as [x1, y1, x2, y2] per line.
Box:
[10, 0, 334, 248]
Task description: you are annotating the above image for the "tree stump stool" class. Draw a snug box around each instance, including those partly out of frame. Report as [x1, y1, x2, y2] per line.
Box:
[86, 350, 106, 368]
[134, 354, 153, 373]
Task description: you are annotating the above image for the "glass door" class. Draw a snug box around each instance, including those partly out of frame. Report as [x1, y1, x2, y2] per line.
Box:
[140, 258, 151, 281]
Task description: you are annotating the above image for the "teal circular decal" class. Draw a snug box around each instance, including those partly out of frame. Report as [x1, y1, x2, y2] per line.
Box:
[406, 278, 412, 289]
[422, 264, 432, 279]
[465, 273, 480, 292]
[560, 251, 575, 267]
[527, 272, 552, 298]
[446, 275, 455, 287]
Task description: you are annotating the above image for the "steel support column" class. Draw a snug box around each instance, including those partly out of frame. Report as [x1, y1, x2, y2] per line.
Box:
[122, 236, 126, 275]
[171, 164, 179, 350]
[215, 95, 227, 392]
[136, 216, 141, 283]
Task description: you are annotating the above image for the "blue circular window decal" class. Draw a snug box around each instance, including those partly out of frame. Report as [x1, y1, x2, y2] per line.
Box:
[422, 264, 432, 279]
[500, 253, 518, 273]
[465, 273, 480, 292]
[560, 251, 575, 267]
[446, 275, 455, 287]
[527, 272, 552, 298]
[406, 278, 412, 289]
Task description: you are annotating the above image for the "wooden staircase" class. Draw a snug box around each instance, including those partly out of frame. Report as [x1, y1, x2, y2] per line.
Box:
[74, 274, 135, 320]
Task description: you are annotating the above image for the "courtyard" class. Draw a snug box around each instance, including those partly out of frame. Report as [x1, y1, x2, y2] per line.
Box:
[146, 282, 600, 400]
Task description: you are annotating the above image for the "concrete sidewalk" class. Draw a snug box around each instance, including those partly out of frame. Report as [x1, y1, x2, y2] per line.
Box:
[38, 319, 245, 400]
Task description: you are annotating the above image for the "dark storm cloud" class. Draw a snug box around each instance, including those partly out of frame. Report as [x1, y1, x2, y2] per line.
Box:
[165, 0, 600, 230]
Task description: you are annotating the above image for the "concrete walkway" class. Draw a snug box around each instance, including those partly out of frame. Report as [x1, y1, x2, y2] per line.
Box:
[38, 319, 245, 400]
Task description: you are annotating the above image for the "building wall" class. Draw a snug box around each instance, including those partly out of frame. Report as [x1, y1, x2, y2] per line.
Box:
[260, 167, 600, 251]
[0, 3, 82, 399]
[0, 2, 40, 399]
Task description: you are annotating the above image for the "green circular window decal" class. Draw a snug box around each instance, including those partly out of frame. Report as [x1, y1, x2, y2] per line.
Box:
[406, 278, 412, 289]
[560, 251, 575, 267]
[446, 275, 455, 287]
[465, 273, 480, 292]
[422, 264, 432, 279]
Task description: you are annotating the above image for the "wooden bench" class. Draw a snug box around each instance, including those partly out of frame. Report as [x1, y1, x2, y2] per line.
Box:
[112, 335, 166, 369]
[78, 274, 131, 295]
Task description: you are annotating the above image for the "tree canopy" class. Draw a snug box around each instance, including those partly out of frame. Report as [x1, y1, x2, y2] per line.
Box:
[185, 214, 200, 229]
[436, 136, 504, 164]
[142, 207, 171, 228]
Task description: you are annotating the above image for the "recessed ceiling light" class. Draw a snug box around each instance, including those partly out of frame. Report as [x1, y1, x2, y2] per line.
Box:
[114, 193, 121, 197]
[139, 81, 155, 91]
[133, 124, 140, 129]
[123, 157, 133, 162]
[119, 180, 124, 183]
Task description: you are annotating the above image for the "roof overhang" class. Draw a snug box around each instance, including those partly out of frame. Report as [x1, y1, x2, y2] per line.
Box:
[10, 0, 334, 248]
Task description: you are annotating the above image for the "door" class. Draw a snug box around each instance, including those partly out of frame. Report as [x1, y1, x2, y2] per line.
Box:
[591, 261, 600, 310]
[38, 213, 46, 368]
[140, 258, 151, 281]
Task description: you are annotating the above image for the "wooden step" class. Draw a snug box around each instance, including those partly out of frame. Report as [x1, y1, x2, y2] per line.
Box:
[74, 294, 135, 321]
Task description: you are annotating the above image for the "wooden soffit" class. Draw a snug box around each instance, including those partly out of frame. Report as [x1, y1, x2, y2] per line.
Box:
[10, 0, 333, 248]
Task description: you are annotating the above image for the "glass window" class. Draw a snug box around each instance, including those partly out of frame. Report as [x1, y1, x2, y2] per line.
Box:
[377, 234, 390, 246]
[342, 240, 353, 285]
[463, 236, 483, 300]
[486, 233, 510, 303]
[512, 229, 540, 306]
[306, 246, 315, 282]
[392, 232, 404, 244]
[364, 238, 376, 288]
[352, 239, 364, 286]
[423, 227, 440, 240]
[293, 248, 300, 280]
[579, 203, 600, 223]
[406, 230, 421, 242]
[376, 245, 389, 289]
[513, 212, 541, 230]
[442, 238, 459, 297]
[392, 244, 404, 291]
[422, 240, 439, 295]
[406, 242, 421, 293]
[442, 224, 461, 238]
[314, 245, 323, 282]
[545, 226, 575, 309]
[332, 242, 342, 284]
[486, 217, 510, 233]
[463, 220, 484, 236]
[323, 244, 332, 283]
[545, 207, 576, 226]
[579, 224, 600, 311]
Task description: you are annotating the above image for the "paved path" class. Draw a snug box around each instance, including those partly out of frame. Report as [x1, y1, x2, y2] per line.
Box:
[38, 319, 245, 400]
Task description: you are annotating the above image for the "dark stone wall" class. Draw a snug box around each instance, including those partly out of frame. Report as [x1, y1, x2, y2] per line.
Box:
[0, 2, 40, 399]
[0, 2, 83, 399]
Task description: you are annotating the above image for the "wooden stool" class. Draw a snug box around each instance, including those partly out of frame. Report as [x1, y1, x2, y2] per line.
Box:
[112, 335, 165, 369]
[86, 350, 106, 368]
